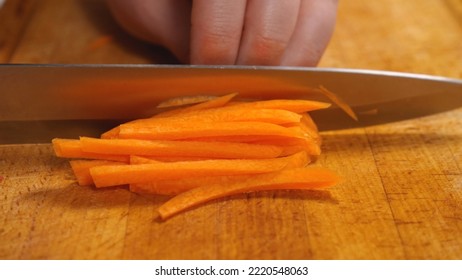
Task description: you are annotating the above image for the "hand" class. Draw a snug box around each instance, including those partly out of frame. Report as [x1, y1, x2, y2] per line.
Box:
[106, 0, 338, 66]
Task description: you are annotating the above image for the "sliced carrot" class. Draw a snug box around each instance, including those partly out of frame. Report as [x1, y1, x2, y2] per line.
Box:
[90, 152, 306, 188]
[300, 113, 318, 133]
[155, 92, 238, 117]
[101, 98, 326, 139]
[256, 137, 321, 157]
[100, 93, 239, 138]
[118, 121, 305, 141]
[101, 126, 120, 139]
[156, 95, 219, 108]
[129, 151, 310, 195]
[178, 135, 291, 143]
[101, 108, 301, 139]
[224, 99, 331, 113]
[130, 155, 212, 163]
[132, 108, 302, 125]
[131, 150, 309, 169]
[157, 167, 340, 219]
[52, 138, 129, 162]
[129, 155, 161, 164]
[80, 137, 283, 159]
[52, 92, 342, 220]
[318, 86, 358, 121]
[299, 113, 320, 143]
[69, 160, 126, 186]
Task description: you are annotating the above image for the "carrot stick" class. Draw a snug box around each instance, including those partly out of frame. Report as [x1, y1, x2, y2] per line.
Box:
[102, 109, 301, 139]
[69, 160, 126, 186]
[299, 113, 320, 142]
[101, 126, 120, 139]
[52, 138, 129, 162]
[129, 151, 310, 195]
[131, 150, 309, 169]
[118, 121, 304, 141]
[130, 155, 211, 163]
[223, 99, 331, 113]
[101, 98, 326, 139]
[318, 86, 358, 121]
[132, 108, 302, 125]
[175, 135, 290, 143]
[156, 92, 238, 117]
[300, 113, 318, 132]
[90, 152, 306, 188]
[156, 95, 220, 108]
[129, 155, 161, 164]
[100, 93, 240, 138]
[80, 137, 283, 159]
[157, 167, 340, 219]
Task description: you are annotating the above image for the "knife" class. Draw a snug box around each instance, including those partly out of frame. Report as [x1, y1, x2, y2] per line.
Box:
[1, 64, 461, 144]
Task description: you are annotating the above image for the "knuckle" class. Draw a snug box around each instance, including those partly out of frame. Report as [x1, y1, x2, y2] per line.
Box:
[193, 30, 240, 64]
[243, 34, 287, 65]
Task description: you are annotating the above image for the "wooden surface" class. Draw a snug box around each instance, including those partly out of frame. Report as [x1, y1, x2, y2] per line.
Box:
[1, 0, 461, 259]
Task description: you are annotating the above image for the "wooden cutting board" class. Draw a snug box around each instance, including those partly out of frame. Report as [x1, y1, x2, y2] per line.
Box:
[1, 0, 461, 259]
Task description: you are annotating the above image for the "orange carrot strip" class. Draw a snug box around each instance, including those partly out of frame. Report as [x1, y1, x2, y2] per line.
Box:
[133, 108, 302, 125]
[101, 98, 325, 139]
[100, 93, 240, 138]
[299, 113, 320, 144]
[156, 95, 219, 108]
[90, 152, 305, 188]
[129, 151, 310, 195]
[318, 86, 358, 121]
[156, 92, 238, 117]
[157, 167, 340, 219]
[69, 160, 126, 186]
[80, 137, 283, 159]
[118, 121, 304, 141]
[224, 99, 331, 113]
[131, 150, 309, 169]
[255, 137, 321, 156]
[101, 126, 120, 139]
[300, 113, 318, 133]
[184, 134, 305, 143]
[130, 155, 211, 163]
[52, 138, 129, 162]
[129, 155, 161, 164]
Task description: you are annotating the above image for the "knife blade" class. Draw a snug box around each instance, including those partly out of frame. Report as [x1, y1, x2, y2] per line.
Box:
[1, 64, 461, 144]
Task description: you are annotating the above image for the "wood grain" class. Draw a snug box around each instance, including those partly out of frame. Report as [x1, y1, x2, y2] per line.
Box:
[0, 0, 461, 259]
[320, 0, 462, 78]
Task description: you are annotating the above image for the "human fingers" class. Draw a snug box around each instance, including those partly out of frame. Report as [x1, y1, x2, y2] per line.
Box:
[280, 0, 338, 66]
[190, 0, 247, 64]
[236, 0, 301, 65]
[106, 0, 191, 62]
